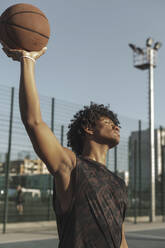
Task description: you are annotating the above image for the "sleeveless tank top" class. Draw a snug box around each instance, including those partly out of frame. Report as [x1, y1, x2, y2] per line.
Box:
[53, 156, 128, 248]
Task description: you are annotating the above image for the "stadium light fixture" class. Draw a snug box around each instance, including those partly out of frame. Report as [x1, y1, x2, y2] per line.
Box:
[129, 43, 137, 52]
[146, 37, 153, 47]
[129, 37, 162, 223]
[154, 42, 162, 51]
[136, 47, 144, 55]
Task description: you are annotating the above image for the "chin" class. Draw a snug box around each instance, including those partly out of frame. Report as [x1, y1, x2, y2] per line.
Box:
[109, 137, 120, 149]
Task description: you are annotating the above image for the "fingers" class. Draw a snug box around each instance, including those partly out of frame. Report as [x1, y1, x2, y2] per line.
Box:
[1, 44, 17, 54]
[0, 41, 25, 55]
[2, 45, 23, 61]
[37, 47, 47, 56]
[1, 41, 48, 61]
[31, 47, 47, 60]
[2, 47, 12, 57]
[0, 40, 8, 48]
[0, 41, 15, 52]
[42, 47, 47, 54]
[0, 41, 11, 53]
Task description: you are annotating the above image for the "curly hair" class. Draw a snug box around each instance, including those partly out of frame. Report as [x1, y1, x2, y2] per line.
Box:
[67, 103, 120, 155]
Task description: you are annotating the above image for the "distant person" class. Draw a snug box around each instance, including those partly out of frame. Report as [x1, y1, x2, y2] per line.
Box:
[1, 43, 128, 248]
[16, 185, 23, 215]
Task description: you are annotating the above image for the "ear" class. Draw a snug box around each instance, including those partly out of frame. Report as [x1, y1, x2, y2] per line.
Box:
[83, 126, 94, 135]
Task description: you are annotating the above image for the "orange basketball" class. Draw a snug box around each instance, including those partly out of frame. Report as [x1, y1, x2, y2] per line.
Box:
[0, 3, 50, 51]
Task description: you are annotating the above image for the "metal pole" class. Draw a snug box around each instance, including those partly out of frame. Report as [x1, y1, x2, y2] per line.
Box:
[148, 48, 156, 222]
[51, 98, 55, 133]
[3, 87, 14, 233]
[114, 146, 117, 175]
[160, 126, 165, 221]
[162, 145, 165, 222]
[48, 97, 55, 220]
[106, 103, 110, 170]
[134, 140, 137, 224]
[106, 150, 110, 169]
[61, 125, 64, 146]
[138, 120, 142, 216]
[129, 39, 161, 222]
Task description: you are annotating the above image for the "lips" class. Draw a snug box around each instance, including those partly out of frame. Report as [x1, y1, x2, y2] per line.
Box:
[114, 131, 120, 136]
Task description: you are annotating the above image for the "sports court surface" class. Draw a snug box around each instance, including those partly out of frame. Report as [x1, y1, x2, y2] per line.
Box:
[0, 221, 165, 248]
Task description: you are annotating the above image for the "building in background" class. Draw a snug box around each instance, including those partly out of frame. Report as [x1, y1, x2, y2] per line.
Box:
[20, 158, 49, 174]
[129, 127, 165, 192]
[1, 158, 49, 175]
[0, 162, 3, 173]
[0, 152, 6, 163]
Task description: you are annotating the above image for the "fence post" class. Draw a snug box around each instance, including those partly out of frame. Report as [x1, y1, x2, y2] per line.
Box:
[160, 126, 165, 221]
[114, 146, 117, 175]
[134, 140, 137, 224]
[106, 150, 109, 169]
[51, 98, 55, 132]
[138, 120, 142, 216]
[106, 103, 110, 170]
[47, 97, 55, 220]
[161, 145, 165, 221]
[3, 87, 14, 234]
[61, 125, 64, 146]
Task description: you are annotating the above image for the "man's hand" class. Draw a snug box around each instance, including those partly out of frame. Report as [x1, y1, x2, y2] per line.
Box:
[0, 41, 47, 62]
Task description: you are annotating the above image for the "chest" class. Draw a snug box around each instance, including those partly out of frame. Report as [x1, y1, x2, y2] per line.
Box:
[78, 165, 125, 207]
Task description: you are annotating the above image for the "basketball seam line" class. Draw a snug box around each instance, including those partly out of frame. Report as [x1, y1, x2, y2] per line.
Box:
[5, 25, 28, 51]
[4, 11, 48, 22]
[3, 22, 49, 39]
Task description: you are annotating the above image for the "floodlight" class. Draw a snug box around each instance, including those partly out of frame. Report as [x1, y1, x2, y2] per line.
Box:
[146, 37, 153, 47]
[128, 37, 162, 223]
[136, 47, 144, 55]
[154, 42, 162, 51]
[129, 43, 137, 52]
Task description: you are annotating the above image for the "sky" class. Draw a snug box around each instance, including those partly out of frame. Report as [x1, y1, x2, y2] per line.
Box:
[0, 0, 165, 126]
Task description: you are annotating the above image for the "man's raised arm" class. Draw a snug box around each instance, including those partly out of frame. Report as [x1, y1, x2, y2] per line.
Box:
[1, 44, 76, 175]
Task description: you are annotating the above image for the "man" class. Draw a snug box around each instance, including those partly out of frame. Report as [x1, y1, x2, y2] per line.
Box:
[1, 43, 128, 248]
[16, 185, 23, 215]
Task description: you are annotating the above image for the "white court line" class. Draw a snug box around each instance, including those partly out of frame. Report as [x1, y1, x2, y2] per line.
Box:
[0, 234, 59, 244]
[126, 233, 165, 241]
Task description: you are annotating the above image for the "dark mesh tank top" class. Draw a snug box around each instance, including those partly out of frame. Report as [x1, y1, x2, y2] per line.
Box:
[53, 156, 128, 248]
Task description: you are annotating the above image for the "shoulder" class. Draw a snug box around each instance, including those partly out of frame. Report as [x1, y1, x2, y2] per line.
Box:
[115, 175, 128, 203]
[117, 175, 127, 188]
[116, 174, 127, 192]
[109, 170, 127, 192]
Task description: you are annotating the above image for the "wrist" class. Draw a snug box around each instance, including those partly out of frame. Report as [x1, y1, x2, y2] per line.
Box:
[20, 56, 35, 63]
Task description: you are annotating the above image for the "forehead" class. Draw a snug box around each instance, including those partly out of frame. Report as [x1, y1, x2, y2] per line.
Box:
[99, 116, 114, 123]
[98, 116, 120, 128]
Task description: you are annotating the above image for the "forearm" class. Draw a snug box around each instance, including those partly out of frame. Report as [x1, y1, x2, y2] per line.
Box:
[19, 58, 42, 125]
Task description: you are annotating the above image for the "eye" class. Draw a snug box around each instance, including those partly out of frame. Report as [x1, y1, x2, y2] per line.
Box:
[104, 120, 110, 124]
[104, 120, 113, 126]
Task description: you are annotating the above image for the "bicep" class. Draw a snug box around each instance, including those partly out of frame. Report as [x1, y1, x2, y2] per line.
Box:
[24, 121, 76, 174]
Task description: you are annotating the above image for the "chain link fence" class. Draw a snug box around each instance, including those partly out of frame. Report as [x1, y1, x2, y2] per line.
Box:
[0, 84, 165, 229]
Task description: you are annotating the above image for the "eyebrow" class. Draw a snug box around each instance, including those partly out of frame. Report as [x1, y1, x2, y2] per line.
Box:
[101, 118, 113, 123]
[101, 118, 120, 127]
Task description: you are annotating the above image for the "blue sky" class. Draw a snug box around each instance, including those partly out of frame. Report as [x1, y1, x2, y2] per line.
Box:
[0, 0, 165, 126]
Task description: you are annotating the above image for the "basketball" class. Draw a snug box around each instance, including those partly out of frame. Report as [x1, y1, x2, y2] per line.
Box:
[0, 3, 50, 51]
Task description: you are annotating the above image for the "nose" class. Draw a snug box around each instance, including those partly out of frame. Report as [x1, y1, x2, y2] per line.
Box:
[114, 125, 120, 132]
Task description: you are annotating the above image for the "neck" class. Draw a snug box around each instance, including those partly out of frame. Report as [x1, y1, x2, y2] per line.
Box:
[82, 140, 109, 166]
